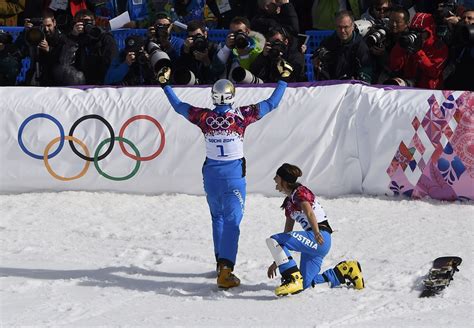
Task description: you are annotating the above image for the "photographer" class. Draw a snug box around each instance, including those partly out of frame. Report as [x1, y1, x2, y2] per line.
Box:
[105, 34, 157, 85]
[174, 19, 224, 85]
[250, 26, 305, 83]
[54, 9, 118, 85]
[216, 16, 265, 80]
[361, 0, 392, 23]
[0, 30, 21, 85]
[312, 10, 372, 83]
[16, 12, 67, 85]
[251, 0, 300, 39]
[146, 12, 184, 63]
[444, 9, 474, 91]
[388, 12, 448, 89]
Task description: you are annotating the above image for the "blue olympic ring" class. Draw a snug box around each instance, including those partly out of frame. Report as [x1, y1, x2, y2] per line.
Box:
[18, 113, 65, 160]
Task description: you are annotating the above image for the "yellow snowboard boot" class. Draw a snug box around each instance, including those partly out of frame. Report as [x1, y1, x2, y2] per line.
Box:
[335, 260, 365, 289]
[217, 265, 240, 288]
[275, 271, 304, 296]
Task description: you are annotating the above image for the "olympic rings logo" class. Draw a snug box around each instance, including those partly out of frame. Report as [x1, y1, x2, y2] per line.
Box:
[18, 113, 166, 181]
[206, 116, 235, 130]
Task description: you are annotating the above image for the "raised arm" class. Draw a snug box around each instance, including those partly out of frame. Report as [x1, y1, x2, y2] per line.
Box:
[163, 85, 192, 118]
[257, 80, 288, 117]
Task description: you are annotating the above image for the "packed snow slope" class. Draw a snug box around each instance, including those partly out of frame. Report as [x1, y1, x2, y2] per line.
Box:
[0, 192, 472, 327]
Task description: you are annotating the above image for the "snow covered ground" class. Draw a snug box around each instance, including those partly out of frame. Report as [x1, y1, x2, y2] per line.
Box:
[0, 192, 472, 327]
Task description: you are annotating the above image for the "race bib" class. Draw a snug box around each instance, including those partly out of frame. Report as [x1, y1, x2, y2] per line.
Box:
[205, 132, 244, 161]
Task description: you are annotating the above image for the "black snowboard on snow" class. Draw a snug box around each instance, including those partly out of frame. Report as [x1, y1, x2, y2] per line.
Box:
[419, 256, 462, 298]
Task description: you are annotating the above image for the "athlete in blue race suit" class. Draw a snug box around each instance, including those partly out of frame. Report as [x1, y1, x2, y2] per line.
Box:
[163, 79, 287, 288]
[267, 163, 365, 296]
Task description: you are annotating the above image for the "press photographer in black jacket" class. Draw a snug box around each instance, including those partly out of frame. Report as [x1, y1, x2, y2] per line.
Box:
[174, 20, 224, 85]
[250, 26, 306, 83]
[54, 9, 118, 85]
[312, 10, 372, 83]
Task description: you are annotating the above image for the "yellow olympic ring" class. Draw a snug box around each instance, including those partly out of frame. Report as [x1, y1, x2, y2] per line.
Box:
[43, 136, 91, 181]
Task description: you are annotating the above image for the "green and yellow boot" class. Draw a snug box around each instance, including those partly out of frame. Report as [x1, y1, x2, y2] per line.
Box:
[335, 260, 365, 290]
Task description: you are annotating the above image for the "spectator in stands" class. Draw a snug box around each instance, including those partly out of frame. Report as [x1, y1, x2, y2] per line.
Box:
[173, 0, 205, 24]
[146, 11, 184, 62]
[174, 19, 224, 85]
[312, 10, 372, 83]
[54, 9, 118, 85]
[388, 12, 448, 89]
[251, 0, 300, 38]
[0, 29, 21, 85]
[206, 0, 251, 29]
[0, 0, 26, 26]
[17, 0, 49, 26]
[104, 34, 157, 85]
[444, 9, 474, 91]
[311, 0, 364, 30]
[361, 0, 392, 23]
[250, 26, 306, 83]
[216, 16, 265, 81]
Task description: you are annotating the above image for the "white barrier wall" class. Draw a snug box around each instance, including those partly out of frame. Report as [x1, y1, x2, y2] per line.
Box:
[0, 83, 472, 200]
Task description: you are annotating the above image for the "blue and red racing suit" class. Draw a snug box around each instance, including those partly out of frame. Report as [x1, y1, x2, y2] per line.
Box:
[163, 81, 287, 267]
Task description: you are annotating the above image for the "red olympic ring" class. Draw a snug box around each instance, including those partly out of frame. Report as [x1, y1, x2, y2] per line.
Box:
[119, 115, 166, 161]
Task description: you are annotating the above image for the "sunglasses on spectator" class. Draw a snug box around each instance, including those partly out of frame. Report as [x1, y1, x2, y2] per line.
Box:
[375, 7, 390, 12]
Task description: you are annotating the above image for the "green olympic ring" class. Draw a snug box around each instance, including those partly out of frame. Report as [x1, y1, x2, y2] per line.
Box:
[94, 137, 141, 181]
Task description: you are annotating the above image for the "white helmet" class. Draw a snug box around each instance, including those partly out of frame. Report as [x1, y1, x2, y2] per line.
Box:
[211, 79, 235, 106]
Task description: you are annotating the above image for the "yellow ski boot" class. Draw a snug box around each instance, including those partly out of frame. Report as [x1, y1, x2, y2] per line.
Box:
[275, 272, 304, 296]
[217, 265, 240, 288]
[335, 261, 365, 289]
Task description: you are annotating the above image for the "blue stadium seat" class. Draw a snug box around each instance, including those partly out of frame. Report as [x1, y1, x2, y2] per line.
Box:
[304, 54, 315, 82]
[305, 30, 333, 54]
[0, 26, 24, 41]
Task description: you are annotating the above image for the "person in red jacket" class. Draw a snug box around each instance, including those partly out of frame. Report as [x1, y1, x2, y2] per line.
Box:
[388, 12, 448, 89]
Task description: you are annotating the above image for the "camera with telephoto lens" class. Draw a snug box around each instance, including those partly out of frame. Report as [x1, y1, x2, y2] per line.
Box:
[231, 66, 263, 84]
[125, 35, 148, 65]
[147, 41, 171, 76]
[365, 24, 388, 48]
[354, 19, 389, 48]
[25, 18, 45, 46]
[233, 31, 249, 49]
[81, 19, 102, 39]
[399, 29, 422, 51]
[190, 34, 208, 52]
[268, 40, 286, 59]
[313, 46, 331, 62]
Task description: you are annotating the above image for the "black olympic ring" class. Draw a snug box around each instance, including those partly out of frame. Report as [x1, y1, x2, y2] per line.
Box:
[68, 114, 115, 162]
